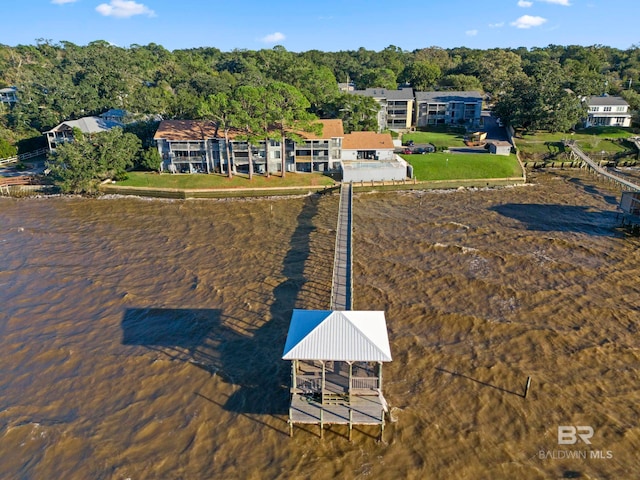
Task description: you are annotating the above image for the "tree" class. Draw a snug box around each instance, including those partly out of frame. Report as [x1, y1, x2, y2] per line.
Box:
[47, 127, 141, 193]
[0, 138, 17, 159]
[199, 92, 236, 177]
[265, 82, 316, 177]
[439, 74, 483, 91]
[325, 93, 379, 133]
[47, 129, 99, 193]
[494, 62, 585, 132]
[358, 68, 397, 89]
[398, 61, 441, 91]
[232, 85, 265, 179]
[138, 147, 162, 172]
[92, 127, 141, 179]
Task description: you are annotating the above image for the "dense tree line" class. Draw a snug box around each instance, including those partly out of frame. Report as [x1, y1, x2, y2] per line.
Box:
[1, 40, 640, 147]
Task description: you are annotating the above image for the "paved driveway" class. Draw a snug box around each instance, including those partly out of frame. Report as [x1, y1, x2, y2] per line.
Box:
[482, 113, 509, 142]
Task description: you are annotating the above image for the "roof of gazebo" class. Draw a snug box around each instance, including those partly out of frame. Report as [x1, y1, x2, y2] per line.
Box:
[282, 310, 392, 362]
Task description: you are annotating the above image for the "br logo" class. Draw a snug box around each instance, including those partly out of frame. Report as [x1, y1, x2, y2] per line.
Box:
[558, 426, 594, 445]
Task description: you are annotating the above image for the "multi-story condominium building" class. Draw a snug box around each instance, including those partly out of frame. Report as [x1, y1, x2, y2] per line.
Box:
[350, 87, 415, 132]
[414, 91, 483, 128]
[152, 119, 402, 179]
[585, 95, 632, 127]
[153, 119, 346, 174]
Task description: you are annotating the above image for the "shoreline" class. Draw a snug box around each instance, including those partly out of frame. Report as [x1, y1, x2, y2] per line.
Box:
[0, 176, 530, 200]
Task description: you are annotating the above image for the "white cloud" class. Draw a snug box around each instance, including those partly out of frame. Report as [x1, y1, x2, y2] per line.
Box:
[511, 15, 547, 29]
[518, 0, 533, 7]
[489, 22, 505, 28]
[52, 0, 78, 4]
[466, 29, 478, 37]
[260, 32, 286, 44]
[540, 0, 571, 5]
[96, 0, 155, 18]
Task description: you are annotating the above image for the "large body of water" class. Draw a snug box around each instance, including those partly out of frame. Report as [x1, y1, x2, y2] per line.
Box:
[1, 171, 638, 479]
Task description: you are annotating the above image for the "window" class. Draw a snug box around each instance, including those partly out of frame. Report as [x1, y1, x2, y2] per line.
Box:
[603, 106, 612, 112]
[589, 106, 599, 112]
[616, 106, 626, 112]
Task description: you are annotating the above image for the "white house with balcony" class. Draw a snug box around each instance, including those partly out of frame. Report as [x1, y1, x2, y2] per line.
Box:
[43, 116, 122, 152]
[0, 86, 18, 104]
[585, 95, 632, 127]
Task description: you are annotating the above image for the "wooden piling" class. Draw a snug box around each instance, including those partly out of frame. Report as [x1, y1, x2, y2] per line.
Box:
[524, 376, 532, 398]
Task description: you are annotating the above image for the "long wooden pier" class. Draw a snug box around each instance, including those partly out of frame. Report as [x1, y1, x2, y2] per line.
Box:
[285, 183, 390, 440]
[564, 140, 640, 192]
[330, 182, 353, 311]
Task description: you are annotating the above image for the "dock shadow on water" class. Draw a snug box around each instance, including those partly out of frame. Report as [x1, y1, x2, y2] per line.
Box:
[490, 203, 617, 236]
[121, 195, 324, 418]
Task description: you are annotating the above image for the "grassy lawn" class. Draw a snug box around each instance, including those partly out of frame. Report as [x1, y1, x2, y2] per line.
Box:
[402, 130, 467, 149]
[116, 171, 336, 189]
[516, 127, 637, 157]
[401, 152, 522, 181]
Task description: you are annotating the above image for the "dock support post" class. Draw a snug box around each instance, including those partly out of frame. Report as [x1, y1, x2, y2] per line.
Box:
[292, 360, 297, 393]
[348, 362, 353, 405]
[289, 406, 293, 437]
[321, 361, 325, 405]
[380, 408, 385, 442]
[320, 407, 324, 439]
[524, 376, 532, 398]
[349, 408, 353, 441]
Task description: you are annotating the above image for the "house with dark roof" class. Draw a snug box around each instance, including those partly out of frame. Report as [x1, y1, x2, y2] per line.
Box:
[414, 91, 483, 128]
[584, 95, 632, 127]
[350, 87, 415, 132]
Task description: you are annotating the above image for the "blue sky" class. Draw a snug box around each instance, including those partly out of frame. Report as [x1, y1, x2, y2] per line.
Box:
[2, 0, 639, 52]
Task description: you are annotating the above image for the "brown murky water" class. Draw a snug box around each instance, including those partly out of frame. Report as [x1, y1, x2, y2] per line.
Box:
[1, 170, 639, 479]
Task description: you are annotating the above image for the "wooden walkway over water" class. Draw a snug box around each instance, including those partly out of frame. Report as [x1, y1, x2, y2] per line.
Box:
[330, 182, 353, 311]
[286, 183, 389, 439]
[564, 140, 640, 192]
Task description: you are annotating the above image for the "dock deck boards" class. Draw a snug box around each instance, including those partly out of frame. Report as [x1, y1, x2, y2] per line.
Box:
[290, 394, 384, 425]
[330, 183, 353, 311]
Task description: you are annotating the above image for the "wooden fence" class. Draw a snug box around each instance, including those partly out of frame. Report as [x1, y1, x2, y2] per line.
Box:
[0, 148, 48, 166]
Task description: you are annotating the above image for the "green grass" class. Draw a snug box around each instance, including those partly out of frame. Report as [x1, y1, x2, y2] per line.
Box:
[516, 127, 637, 157]
[401, 152, 522, 181]
[402, 131, 467, 149]
[116, 171, 336, 189]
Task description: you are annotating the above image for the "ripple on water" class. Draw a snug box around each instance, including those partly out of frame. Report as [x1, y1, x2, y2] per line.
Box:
[0, 173, 639, 478]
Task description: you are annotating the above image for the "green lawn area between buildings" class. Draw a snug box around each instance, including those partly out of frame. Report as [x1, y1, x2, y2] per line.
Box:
[402, 130, 467, 149]
[116, 171, 336, 189]
[401, 152, 523, 181]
